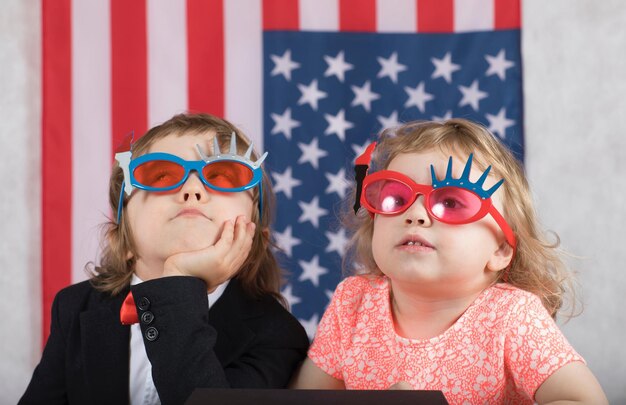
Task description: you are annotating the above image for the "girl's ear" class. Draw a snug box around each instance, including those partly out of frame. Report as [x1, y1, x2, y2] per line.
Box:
[486, 241, 514, 272]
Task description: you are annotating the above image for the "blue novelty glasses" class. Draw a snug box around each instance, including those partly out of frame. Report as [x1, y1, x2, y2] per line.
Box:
[116, 134, 267, 223]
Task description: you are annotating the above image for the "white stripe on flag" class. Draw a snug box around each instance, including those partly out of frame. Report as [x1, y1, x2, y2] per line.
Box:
[71, 0, 112, 283]
[377, 0, 416, 33]
[454, 0, 494, 32]
[300, 0, 339, 31]
[224, 0, 263, 150]
[147, 0, 188, 128]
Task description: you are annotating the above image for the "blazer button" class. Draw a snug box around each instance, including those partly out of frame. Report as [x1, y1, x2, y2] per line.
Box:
[137, 297, 150, 311]
[141, 311, 154, 325]
[145, 326, 159, 342]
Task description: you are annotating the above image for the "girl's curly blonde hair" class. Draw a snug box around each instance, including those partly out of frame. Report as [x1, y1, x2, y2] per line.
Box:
[343, 118, 576, 318]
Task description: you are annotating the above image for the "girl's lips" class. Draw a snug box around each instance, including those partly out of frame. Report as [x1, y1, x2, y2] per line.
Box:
[397, 234, 435, 249]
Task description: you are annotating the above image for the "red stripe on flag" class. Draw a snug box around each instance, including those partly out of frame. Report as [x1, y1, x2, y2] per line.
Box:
[262, 0, 299, 30]
[111, 0, 148, 146]
[339, 0, 376, 32]
[187, 0, 224, 116]
[495, 0, 521, 29]
[41, 0, 73, 346]
[417, 0, 453, 32]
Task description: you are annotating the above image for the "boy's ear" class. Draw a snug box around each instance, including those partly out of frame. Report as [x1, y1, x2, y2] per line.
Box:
[261, 227, 270, 240]
[486, 241, 514, 272]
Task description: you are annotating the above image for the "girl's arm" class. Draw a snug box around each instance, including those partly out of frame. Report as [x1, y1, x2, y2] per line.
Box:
[534, 362, 608, 405]
[290, 358, 346, 389]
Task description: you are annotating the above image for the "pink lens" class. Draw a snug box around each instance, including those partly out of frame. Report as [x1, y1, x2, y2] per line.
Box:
[365, 179, 414, 213]
[429, 187, 482, 223]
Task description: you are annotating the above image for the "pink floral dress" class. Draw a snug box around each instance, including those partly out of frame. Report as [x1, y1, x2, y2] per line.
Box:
[308, 276, 583, 404]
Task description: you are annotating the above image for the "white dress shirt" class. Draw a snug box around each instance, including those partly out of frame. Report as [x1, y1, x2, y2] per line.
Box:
[128, 275, 229, 405]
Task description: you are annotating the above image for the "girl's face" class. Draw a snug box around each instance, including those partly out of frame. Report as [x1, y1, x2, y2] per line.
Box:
[371, 149, 512, 298]
[126, 131, 255, 280]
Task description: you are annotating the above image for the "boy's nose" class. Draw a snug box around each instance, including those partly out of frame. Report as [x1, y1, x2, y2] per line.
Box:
[180, 172, 207, 202]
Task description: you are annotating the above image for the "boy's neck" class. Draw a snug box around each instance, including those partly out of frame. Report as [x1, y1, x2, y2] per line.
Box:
[134, 258, 165, 282]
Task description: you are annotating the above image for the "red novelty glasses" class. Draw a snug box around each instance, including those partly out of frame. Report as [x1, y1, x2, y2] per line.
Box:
[354, 145, 516, 249]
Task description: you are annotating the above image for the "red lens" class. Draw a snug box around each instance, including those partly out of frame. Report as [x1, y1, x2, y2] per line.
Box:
[364, 179, 414, 213]
[133, 160, 185, 188]
[429, 187, 482, 223]
[202, 161, 253, 189]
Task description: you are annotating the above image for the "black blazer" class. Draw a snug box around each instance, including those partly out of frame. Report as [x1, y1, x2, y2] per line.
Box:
[20, 276, 309, 405]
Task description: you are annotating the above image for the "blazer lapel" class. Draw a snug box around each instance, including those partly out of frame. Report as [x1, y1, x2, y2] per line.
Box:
[80, 291, 130, 405]
[209, 280, 261, 367]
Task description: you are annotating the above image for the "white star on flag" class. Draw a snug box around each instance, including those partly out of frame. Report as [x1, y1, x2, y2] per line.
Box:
[431, 52, 461, 83]
[324, 109, 354, 141]
[298, 196, 328, 228]
[486, 107, 515, 138]
[299, 313, 320, 341]
[270, 49, 300, 81]
[298, 255, 328, 287]
[270, 108, 300, 140]
[432, 110, 453, 122]
[325, 228, 349, 256]
[485, 49, 515, 81]
[350, 81, 380, 112]
[325, 168, 350, 198]
[274, 226, 301, 257]
[377, 52, 407, 83]
[272, 167, 302, 199]
[324, 50, 354, 82]
[298, 137, 328, 169]
[281, 284, 302, 309]
[404, 82, 434, 113]
[458, 80, 488, 111]
[324, 289, 334, 302]
[297, 79, 327, 110]
[377, 110, 401, 131]
[351, 140, 371, 159]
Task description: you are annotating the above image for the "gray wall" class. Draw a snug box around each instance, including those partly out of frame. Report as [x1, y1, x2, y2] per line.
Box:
[523, 1, 626, 402]
[1, 0, 624, 403]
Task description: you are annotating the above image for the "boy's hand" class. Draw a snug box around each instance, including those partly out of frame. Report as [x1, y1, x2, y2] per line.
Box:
[162, 215, 256, 291]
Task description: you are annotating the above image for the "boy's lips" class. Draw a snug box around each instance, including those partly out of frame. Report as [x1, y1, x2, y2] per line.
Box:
[173, 208, 210, 219]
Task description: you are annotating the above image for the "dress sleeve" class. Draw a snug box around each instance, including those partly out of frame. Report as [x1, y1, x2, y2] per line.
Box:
[504, 291, 585, 398]
[307, 278, 350, 380]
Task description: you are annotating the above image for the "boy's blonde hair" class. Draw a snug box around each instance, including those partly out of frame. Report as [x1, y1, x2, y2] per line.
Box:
[90, 113, 285, 305]
[344, 118, 574, 318]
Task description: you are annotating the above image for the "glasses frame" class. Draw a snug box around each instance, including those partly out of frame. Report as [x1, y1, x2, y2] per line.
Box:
[116, 152, 264, 223]
[361, 169, 516, 249]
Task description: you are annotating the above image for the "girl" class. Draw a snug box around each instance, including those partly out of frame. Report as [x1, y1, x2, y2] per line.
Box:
[291, 119, 607, 404]
[21, 113, 309, 405]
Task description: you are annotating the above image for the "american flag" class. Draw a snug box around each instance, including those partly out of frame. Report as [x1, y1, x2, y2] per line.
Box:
[41, 0, 522, 344]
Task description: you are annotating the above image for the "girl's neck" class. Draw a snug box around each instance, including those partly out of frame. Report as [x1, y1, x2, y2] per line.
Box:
[389, 280, 488, 340]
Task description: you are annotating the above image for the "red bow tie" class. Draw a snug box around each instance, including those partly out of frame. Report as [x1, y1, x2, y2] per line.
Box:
[120, 291, 139, 325]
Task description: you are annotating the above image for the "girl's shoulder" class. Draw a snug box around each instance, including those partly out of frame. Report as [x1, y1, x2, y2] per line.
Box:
[333, 274, 388, 298]
[480, 283, 549, 320]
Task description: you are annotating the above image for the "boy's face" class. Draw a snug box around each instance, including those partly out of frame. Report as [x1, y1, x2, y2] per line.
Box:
[370, 149, 512, 299]
[126, 131, 255, 280]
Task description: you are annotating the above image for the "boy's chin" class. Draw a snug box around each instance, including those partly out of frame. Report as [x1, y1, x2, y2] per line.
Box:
[171, 229, 219, 252]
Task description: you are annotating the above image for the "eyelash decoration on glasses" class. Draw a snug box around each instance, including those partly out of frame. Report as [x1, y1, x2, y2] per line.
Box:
[196, 132, 268, 169]
[431, 153, 504, 200]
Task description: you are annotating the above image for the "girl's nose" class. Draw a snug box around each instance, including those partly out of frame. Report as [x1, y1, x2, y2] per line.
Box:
[403, 194, 432, 226]
[179, 172, 208, 202]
